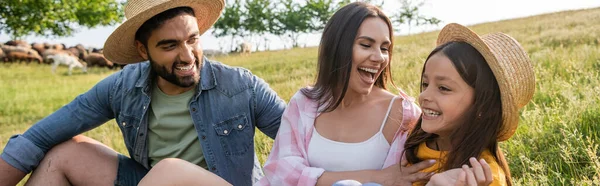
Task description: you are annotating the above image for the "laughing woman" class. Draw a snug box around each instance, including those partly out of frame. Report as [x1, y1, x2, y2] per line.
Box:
[257, 2, 435, 186]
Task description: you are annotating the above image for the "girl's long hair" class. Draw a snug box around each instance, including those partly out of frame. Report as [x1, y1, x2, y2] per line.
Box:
[404, 42, 512, 185]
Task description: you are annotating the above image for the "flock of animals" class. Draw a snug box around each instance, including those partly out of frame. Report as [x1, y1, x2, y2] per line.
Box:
[0, 40, 253, 75]
[0, 40, 115, 75]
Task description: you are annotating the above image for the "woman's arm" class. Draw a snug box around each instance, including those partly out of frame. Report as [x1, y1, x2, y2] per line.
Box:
[316, 159, 436, 186]
[258, 93, 326, 186]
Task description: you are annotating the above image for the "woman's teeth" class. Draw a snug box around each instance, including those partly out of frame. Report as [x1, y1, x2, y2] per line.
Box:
[423, 108, 441, 116]
[359, 67, 378, 74]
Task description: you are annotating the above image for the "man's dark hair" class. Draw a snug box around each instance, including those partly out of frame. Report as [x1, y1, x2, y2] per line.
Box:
[135, 7, 195, 46]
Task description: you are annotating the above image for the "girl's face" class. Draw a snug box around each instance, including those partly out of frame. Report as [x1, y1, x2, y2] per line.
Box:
[419, 52, 474, 137]
[347, 17, 391, 95]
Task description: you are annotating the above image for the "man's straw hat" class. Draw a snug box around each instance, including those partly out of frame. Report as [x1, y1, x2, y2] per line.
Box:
[437, 23, 535, 141]
[104, 0, 224, 64]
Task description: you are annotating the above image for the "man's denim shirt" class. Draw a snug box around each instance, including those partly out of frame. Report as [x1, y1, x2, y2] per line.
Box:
[1, 58, 286, 186]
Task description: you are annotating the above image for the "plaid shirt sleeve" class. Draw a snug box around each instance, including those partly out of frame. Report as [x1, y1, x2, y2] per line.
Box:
[257, 92, 325, 186]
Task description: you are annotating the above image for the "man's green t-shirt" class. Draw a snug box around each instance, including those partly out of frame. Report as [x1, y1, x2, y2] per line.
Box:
[147, 83, 207, 168]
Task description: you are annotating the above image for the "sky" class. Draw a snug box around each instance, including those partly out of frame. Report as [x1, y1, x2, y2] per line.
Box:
[1, 0, 599, 51]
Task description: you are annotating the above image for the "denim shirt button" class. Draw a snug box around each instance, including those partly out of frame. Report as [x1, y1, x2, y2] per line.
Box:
[121, 122, 126, 126]
[237, 124, 242, 129]
[201, 135, 206, 140]
[139, 133, 144, 136]
[223, 130, 228, 134]
[143, 106, 146, 110]
[211, 167, 216, 171]
[192, 108, 196, 112]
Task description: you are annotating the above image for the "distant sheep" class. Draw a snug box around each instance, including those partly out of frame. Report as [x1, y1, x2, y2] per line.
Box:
[67, 44, 88, 61]
[42, 49, 74, 64]
[52, 43, 66, 51]
[31, 43, 48, 56]
[85, 52, 114, 69]
[0, 47, 5, 62]
[48, 53, 87, 75]
[240, 42, 252, 55]
[6, 51, 42, 64]
[1, 45, 43, 63]
[5, 40, 30, 48]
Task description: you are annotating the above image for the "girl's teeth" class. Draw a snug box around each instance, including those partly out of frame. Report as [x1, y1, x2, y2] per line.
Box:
[423, 109, 441, 116]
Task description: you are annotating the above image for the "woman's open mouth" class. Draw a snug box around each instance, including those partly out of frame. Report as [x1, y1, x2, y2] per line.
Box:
[358, 67, 378, 84]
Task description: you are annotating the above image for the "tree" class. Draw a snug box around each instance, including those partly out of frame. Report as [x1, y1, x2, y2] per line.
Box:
[213, 0, 245, 52]
[360, 0, 384, 7]
[272, 0, 311, 48]
[393, 0, 440, 34]
[304, 0, 335, 32]
[243, 0, 275, 51]
[308, 0, 384, 32]
[0, 0, 123, 39]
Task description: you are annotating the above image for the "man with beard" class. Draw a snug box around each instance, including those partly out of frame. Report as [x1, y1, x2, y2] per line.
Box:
[0, 0, 286, 185]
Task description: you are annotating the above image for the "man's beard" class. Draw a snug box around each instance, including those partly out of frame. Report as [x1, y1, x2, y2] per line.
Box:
[149, 53, 201, 88]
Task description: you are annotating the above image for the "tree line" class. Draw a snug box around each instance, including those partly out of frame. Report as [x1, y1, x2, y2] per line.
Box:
[0, 0, 440, 52]
[213, 0, 441, 52]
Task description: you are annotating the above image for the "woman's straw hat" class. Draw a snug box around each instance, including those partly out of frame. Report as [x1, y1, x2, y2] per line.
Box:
[437, 23, 535, 141]
[104, 0, 224, 64]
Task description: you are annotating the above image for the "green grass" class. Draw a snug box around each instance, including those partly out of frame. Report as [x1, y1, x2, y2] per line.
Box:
[2, 7, 600, 185]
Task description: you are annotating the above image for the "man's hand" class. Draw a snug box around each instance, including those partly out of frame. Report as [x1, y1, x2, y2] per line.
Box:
[426, 158, 493, 186]
[374, 159, 436, 186]
[0, 158, 27, 186]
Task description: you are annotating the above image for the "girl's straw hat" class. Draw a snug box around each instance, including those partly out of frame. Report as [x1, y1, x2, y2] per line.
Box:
[437, 23, 535, 141]
[104, 0, 224, 64]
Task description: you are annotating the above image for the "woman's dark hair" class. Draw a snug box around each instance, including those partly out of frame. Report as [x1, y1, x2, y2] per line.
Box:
[404, 41, 512, 185]
[135, 7, 195, 47]
[301, 2, 395, 112]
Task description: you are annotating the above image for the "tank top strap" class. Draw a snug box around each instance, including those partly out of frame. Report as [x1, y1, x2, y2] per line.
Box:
[379, 96, 398, 132]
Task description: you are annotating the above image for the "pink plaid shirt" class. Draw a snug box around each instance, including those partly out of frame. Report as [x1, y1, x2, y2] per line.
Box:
[257, 89, 422, 186]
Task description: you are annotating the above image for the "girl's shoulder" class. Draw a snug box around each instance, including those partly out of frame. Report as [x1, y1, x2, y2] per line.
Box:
[480, 150, 507, 186]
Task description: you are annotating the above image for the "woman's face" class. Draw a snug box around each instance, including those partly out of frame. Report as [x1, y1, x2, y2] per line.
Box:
[418, 52, 475, 137]
[347, 17, 391, 96]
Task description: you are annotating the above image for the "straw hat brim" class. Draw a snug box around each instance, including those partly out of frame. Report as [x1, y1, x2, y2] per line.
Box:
[104, 0, 223, 64]
[436, 23, 535, 141]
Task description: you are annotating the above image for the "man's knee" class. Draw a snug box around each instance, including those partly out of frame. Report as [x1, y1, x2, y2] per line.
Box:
[41, 135, 116, 170]
[45, 135, 95, 158]
[31, 135, 118, 184]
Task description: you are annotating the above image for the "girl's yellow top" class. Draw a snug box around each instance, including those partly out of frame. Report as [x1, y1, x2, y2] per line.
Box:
[412, 142, 507, 186]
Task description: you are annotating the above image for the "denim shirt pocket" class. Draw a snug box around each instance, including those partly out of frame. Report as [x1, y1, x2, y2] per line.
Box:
[213, 114, 252, 156]
[117, 114, 140, 151]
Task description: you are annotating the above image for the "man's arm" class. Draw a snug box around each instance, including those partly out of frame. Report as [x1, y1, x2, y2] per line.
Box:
[251, 74, 286, 139]
[0, 72, 120, 183]
[0, 158, 26, 186]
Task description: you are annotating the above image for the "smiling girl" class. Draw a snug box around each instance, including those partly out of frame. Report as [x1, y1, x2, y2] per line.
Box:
[405, 23, 536, 186]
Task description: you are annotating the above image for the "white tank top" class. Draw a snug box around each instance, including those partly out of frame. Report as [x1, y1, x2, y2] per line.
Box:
[307, 97, 397, 172]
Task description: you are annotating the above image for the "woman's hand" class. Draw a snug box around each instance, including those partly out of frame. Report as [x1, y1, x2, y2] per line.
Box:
[374, 159, 436, 186]
[426, 158, 492, 186]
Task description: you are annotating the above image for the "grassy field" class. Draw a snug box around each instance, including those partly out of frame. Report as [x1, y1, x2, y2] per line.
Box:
[2, 7, 600, 185]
